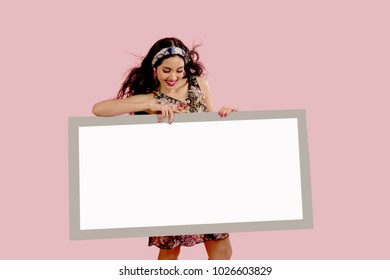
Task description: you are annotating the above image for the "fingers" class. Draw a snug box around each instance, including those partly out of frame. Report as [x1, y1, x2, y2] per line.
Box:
[158, 105, 179, 124]
[218, 105, 239, 117]
[168, 107, 175, 124]
[157, 107, 170, 123]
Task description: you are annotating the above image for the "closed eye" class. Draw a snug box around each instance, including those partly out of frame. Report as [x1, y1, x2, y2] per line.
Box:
[162, 67, 184, 73]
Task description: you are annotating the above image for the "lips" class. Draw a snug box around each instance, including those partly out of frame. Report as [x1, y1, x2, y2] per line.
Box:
[166, 80, 177, 87]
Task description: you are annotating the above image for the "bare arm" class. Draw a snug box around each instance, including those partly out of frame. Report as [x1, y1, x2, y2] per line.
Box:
[196, 77, 238, 116]
[197, 76, 214, 112]
[92, 93, 156, 117]
[92, 93, 181, 123]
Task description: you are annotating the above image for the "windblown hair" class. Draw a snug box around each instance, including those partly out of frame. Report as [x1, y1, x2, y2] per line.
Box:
[117, 37, 205, 99]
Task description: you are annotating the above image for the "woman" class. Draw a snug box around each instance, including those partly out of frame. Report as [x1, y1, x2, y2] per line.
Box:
[93, 37, 237, 260]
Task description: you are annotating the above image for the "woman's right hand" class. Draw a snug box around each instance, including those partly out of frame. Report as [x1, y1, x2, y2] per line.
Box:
[148, 103, 182, 124]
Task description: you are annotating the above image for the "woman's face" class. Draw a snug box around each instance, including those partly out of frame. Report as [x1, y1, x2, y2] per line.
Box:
[155, 56, 185, 90]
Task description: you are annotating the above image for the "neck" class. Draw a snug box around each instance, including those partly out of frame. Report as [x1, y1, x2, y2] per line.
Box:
[159, 86, 177, 94]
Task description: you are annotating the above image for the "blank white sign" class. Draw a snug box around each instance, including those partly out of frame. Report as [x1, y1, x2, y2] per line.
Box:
[69, 110, 312, 239]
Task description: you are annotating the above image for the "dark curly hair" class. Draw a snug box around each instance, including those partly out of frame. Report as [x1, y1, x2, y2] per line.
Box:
[117, 37, 206, 99]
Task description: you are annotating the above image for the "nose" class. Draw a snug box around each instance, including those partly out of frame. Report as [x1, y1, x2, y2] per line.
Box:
[169, 73, 178, 80]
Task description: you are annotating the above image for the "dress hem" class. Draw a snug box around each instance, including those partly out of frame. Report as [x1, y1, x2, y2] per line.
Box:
[148, 234, 230, 250]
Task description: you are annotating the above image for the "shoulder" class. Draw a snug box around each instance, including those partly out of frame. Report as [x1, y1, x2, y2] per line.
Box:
[195, 76, 208, 86]
[195, 76, 211, 94]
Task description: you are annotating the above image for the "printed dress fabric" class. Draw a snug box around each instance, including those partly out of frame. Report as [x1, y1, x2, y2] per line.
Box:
[148, 76, 229, 249]
[153, 75, 207, 113]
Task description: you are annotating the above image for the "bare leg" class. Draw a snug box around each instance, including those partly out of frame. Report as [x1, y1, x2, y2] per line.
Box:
[204, 238, 232, 260]
[158, 246, 181, 260]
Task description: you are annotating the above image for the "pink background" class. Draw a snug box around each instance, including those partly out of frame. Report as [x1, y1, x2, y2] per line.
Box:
[1, 0, 389, 259]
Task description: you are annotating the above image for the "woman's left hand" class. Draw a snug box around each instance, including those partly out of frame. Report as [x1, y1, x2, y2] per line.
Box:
[218, 105, 239, 117]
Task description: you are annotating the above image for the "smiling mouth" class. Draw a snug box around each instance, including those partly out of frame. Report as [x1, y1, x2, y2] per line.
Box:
[166, 80, 177, 87]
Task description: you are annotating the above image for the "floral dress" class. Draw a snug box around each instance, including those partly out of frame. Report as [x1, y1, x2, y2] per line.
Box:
[148, 76, 229, 249]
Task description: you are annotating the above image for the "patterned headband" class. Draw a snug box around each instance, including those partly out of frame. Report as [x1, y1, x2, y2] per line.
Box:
[151, 47, 188, 67]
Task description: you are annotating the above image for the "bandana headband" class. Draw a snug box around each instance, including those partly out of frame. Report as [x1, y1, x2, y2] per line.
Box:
[151, 47, 188, 67]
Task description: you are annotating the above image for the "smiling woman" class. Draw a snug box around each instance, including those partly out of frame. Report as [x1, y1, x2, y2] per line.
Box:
[155, 56, 188, 102]
[92, 37, 238, 121]
[92, 37, 238, 259]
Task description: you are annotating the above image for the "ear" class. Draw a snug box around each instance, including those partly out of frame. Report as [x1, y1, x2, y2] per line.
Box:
[153, 67, 157, 80]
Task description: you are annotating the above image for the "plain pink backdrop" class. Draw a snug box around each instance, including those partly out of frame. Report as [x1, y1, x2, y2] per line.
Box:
[1, 0, 389, 259]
